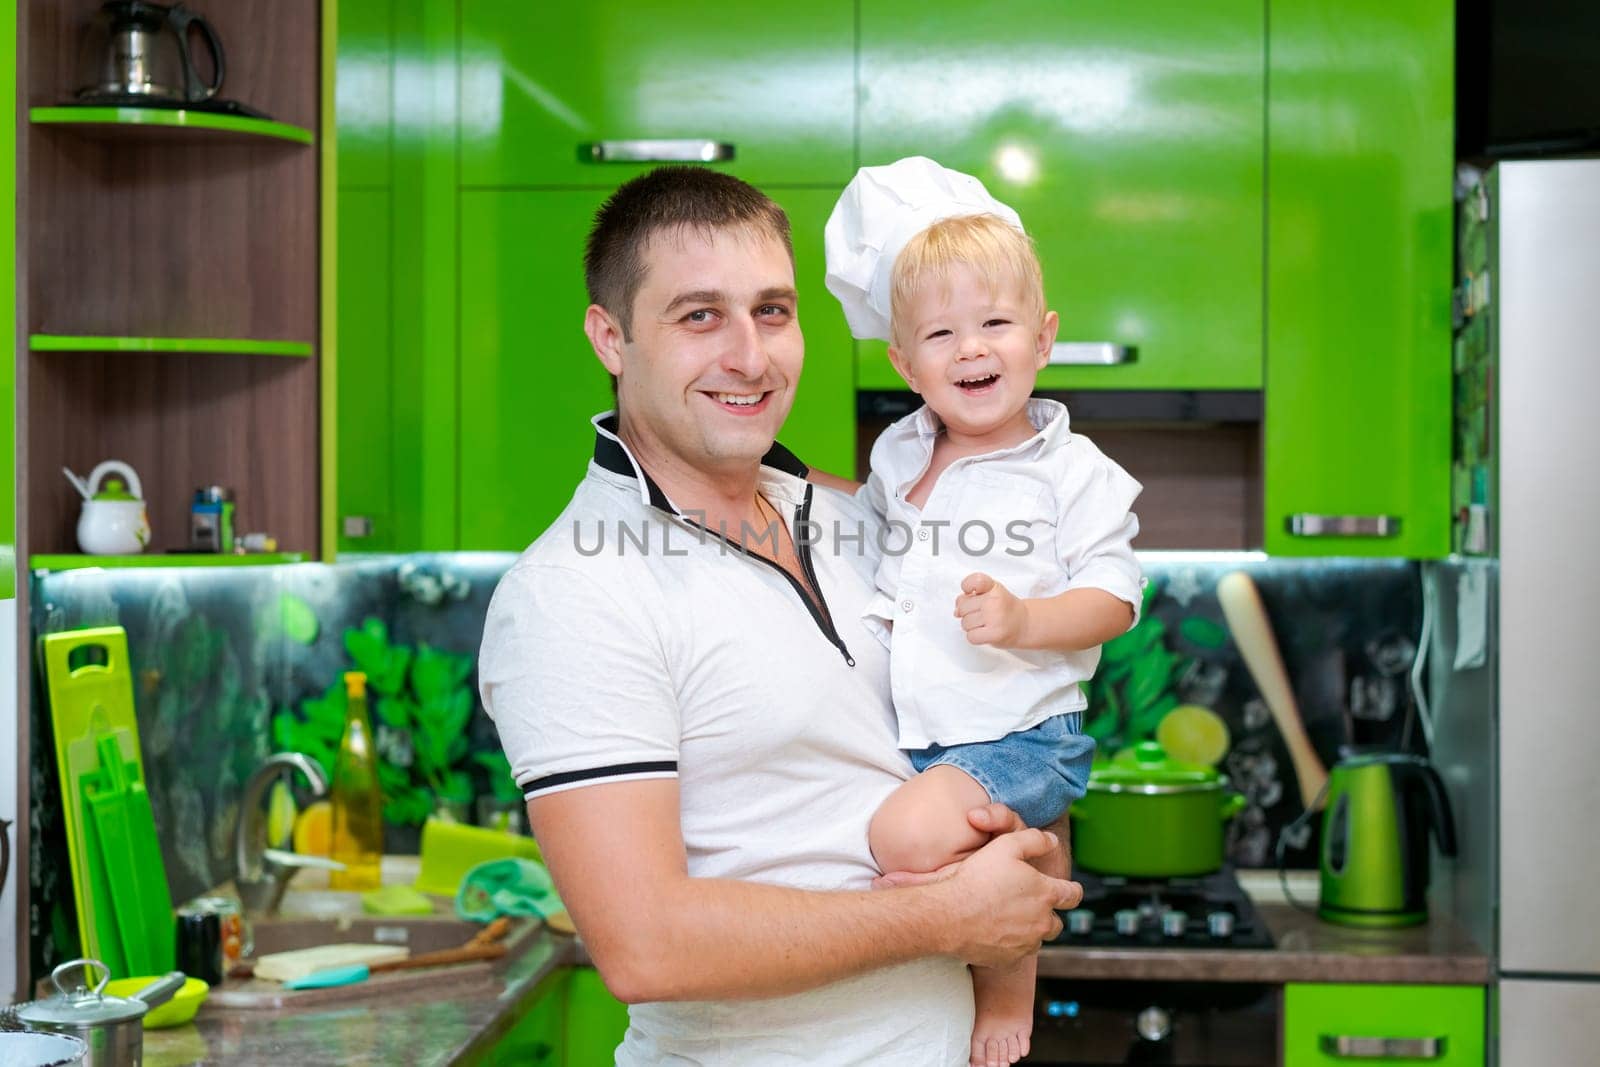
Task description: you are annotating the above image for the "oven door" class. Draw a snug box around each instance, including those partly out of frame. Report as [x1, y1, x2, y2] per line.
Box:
[1026, 979, 1280, 1066]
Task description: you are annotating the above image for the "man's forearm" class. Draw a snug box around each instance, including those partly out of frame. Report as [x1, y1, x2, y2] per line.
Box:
[599, 874, 953, 1003]
[1016, 587, 1135, 651]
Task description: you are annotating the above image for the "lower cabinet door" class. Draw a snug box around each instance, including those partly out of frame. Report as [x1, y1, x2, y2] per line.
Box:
[1283, 983, 1485, 1067]
[481, 967, 570, 1065]
[565, 966, 630, 1067]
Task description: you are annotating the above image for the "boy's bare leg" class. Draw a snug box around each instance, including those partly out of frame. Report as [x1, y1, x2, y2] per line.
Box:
[969, 821, 1066, 1066]
[871, 770, 1058, 1066]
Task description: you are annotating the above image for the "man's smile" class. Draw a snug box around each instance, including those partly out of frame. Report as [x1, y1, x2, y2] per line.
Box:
[704, 389, 775, 414]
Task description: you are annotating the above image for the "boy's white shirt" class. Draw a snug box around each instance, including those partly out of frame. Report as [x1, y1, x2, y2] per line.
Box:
[862, 397, 1144, 749]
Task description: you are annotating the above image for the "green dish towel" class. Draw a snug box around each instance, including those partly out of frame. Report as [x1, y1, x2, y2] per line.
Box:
[455, 858, 564, 922]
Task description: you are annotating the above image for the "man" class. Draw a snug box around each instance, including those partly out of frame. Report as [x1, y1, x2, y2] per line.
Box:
[480, 167, 1081, 1065]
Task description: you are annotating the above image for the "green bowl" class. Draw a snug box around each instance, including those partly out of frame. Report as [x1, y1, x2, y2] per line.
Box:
[103, 976, 210, 1028]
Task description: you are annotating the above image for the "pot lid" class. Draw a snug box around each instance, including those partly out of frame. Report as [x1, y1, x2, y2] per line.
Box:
[1088, 741, 1226, 791]
[91, 478, 139, 502]
[17, 959, 149, 1026]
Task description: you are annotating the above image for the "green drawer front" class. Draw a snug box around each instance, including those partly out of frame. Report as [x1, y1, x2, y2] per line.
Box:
[1284, 984, 1485, 1067]
[860, 0, 1265, 391]
[459, 1, 855, 189]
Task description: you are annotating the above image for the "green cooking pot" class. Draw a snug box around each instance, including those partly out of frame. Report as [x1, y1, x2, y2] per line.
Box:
[1069, 741, 1248, 877]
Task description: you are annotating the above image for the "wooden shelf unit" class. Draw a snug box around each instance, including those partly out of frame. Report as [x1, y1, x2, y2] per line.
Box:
[21, 0, 328, 559]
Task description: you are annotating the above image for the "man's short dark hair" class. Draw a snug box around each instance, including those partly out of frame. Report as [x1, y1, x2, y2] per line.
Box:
[585, 167, 794, 340]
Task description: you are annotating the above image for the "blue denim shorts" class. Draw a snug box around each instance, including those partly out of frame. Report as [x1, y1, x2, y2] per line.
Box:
[905, 712, 1097, 829]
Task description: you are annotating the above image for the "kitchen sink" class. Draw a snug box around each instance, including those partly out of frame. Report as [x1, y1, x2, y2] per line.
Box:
[202, 865, 542, 1012]
[248, 909, 490, 958]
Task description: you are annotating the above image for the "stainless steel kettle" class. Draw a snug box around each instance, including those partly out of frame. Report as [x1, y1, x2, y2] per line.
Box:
[76, 1, 225, 104]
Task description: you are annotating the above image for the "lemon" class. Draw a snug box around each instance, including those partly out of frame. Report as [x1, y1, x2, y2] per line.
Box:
[266, 779, 298, 848]
[1156, 704, 1231, 766]
[292, 799, 334, 856]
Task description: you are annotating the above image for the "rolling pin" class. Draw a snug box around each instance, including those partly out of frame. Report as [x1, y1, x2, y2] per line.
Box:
[1216, 571, 1329, 811]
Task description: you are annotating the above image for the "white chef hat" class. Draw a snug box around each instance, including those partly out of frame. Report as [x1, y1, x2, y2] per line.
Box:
[824, 156, 1025, 342]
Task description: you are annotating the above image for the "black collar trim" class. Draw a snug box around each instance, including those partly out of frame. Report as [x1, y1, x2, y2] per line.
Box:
[591, 412, 809, 515]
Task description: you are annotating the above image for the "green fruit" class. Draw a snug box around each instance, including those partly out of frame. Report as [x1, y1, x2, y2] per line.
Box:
[1156, 705, 1231, 766]
[266, 779, 298, 849]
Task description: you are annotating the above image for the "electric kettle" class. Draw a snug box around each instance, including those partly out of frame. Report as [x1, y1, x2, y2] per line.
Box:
[76, 1, 225, 105]
[1318, 751, 1457, 928]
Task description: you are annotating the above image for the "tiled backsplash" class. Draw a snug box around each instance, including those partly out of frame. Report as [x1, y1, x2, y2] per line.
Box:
[27, 552, 1422, 979]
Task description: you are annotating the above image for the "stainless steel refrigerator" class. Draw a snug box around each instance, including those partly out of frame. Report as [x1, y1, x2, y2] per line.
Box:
[1430, 158, 1600, 1065]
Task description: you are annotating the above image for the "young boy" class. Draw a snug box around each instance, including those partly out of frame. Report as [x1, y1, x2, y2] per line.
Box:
[825, 157, 1144, 1067]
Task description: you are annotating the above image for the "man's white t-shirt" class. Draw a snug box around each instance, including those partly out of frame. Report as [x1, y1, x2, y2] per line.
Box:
[480, 414, 972, 1065]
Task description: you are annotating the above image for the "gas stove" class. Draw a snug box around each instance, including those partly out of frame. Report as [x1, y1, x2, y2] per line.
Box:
[1050, 866, 1275, 950]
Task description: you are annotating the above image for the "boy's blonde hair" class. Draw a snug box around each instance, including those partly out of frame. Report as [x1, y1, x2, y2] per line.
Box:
[888, 213, 1046, 346]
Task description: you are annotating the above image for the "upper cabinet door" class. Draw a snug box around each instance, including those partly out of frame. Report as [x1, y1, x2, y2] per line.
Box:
[858, 1, 1264, 391]
[1262, 0, 1453, 558]
[459, 1, 856, 188]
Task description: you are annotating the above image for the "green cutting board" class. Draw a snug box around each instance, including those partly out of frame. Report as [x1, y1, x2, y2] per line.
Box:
[41, 627, 147, 968]
[84, 730, 175, 975]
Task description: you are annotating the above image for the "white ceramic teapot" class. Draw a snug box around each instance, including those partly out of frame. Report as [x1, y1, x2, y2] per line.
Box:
[69, 460, 151, 555]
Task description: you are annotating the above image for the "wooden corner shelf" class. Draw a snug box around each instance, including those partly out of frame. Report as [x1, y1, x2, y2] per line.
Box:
[22, 0, 326, 563]
[30, 335, 314, 358]
[30, 106, 314, 146]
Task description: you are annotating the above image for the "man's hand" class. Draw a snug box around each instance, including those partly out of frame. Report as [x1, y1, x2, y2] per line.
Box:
[872, 801, 1081, 969]
[937, 828, 1079, 968]
[955, 573, 1030, 647]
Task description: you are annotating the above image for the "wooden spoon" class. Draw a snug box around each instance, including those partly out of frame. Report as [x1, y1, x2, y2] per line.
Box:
[1216, 571, 1329, 811]
[367, 917, 513, 974]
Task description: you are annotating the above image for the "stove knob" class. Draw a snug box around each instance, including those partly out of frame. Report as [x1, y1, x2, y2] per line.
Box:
[1136, 1006, 1172, 1042]
[1114, 909, 1141, 936]
[1067, 908, 1095, 936]
[1207, 910, 1236, 939]
[1161, 909, 1188, 938]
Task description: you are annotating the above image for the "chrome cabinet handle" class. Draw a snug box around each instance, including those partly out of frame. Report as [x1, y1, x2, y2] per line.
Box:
[1286, 514, 1402, 538]
[1048, 342, 1134, 365]
[1319, 1035, 1446, 1059]
[343, 515, 374, 538]
[581, 140, 735, 163]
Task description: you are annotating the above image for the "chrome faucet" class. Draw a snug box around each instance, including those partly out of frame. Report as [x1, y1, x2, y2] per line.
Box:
[235, 752, 345, 917]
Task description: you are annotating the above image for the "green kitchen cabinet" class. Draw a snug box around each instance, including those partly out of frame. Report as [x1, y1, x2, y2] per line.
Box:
[1283, 983, 1485, 1066]
[334, 0, 401, 555]
[333, 0, 392, 189]
[857, 0, 1265, 392]
[336, 0, 457, 553]
[335, 189, 398, 553]
[565, 967, 630, 1067]
[459, 187, 857, 549]
[458, 1, 854, 189]
[476, 967, 568, 1066]
[475, 967, 628, 1067]
[1262, 0, 1454, 558]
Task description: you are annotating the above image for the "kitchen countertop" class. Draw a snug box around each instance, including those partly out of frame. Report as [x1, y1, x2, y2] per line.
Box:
[1036, 870, 1490, 984]
[137, 871, 1487, 1063]
[141, 926, 577, 1067]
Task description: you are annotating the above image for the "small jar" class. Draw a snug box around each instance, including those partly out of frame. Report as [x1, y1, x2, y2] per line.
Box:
[189, 487, 235, 553]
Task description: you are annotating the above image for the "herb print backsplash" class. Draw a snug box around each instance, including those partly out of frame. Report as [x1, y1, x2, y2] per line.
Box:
[27, 552, 1421, 981]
